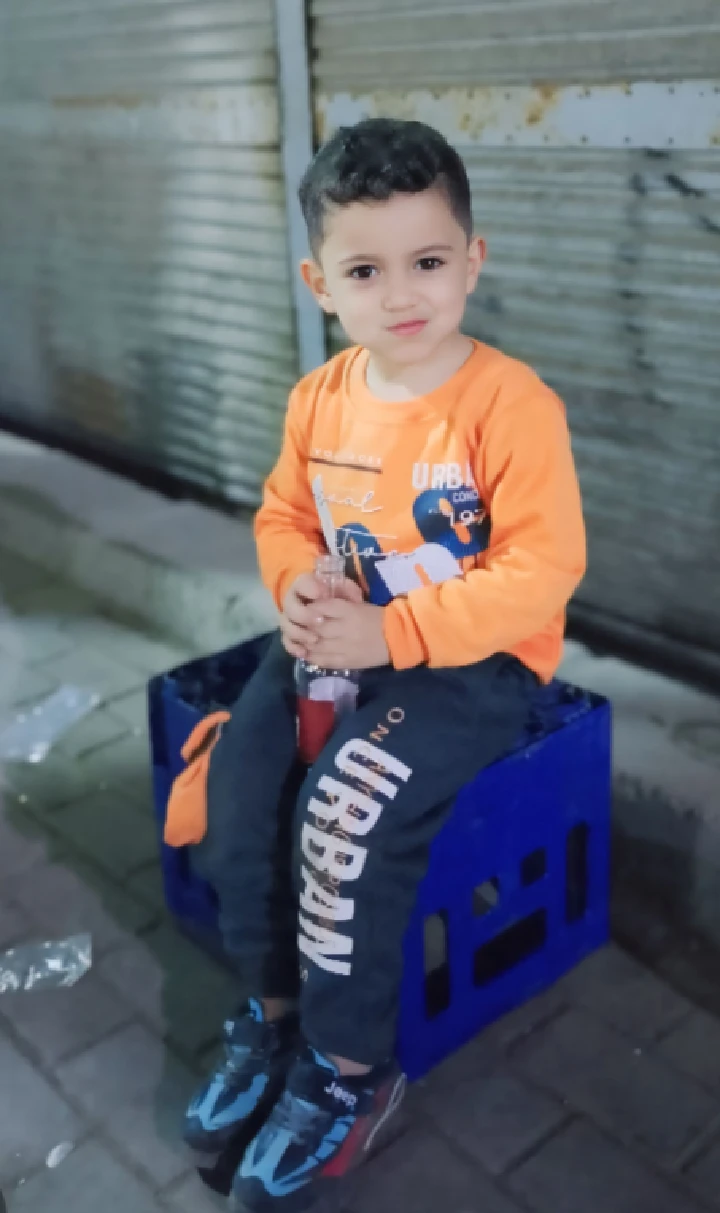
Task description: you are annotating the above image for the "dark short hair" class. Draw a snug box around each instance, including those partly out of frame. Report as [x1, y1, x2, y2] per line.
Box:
[299, 117, 473, 257]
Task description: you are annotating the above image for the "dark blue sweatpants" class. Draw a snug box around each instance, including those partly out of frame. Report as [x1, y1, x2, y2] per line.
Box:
[194, 633, 538, 1065]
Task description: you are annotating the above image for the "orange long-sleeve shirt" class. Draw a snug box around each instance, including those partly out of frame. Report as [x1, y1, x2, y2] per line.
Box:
[255, 340, 586, 682]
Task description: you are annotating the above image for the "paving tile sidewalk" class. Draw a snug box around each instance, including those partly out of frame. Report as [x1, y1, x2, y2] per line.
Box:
[2, 546, 720, 1212]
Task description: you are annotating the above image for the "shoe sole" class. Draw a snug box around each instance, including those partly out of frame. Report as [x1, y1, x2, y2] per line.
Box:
[229, 1074, 408, 1213]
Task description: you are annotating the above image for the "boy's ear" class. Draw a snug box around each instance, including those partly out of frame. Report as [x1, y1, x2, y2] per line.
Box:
[300, 259, 336, 314]
[466, 236, 486, 295]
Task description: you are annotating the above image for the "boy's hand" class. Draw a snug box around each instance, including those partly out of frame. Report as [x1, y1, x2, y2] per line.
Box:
[281, 571, 363, 661]
[311, 598, 390, 670]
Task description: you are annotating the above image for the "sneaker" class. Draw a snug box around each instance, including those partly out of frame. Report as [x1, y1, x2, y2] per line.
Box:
[184, 998, 298, 1162]
[231, 1046, 407, 1211]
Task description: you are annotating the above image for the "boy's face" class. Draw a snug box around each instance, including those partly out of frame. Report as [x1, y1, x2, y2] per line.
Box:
[301, 188, 485, 369]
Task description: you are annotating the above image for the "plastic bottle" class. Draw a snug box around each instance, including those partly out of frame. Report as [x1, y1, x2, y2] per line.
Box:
[294, 553, 360, 764]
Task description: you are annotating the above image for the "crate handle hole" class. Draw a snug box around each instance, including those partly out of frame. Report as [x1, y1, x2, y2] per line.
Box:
[473, 877, 500, 916]
[424, 911, 451, 1019]
[521, 848, 547, 887]
[473, 909, 547, 986]
[566, 822, 589, 923]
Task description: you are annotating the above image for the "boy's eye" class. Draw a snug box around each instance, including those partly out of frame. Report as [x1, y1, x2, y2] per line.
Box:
[348, 264, 377, 280]
[417, 257, 445, 271]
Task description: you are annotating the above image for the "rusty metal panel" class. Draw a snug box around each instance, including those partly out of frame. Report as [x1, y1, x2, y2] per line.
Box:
[319, 82, 720, 153]
[0, 0, 295, 505]
[311, 0, 720, 89]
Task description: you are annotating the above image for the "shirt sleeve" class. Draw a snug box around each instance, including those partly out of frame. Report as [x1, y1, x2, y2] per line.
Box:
[382, 390, 587, 669]
[254, 387, 324, 609]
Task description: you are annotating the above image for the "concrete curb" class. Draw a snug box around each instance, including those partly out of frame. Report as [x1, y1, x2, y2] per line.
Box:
[0, 465, 277, 654]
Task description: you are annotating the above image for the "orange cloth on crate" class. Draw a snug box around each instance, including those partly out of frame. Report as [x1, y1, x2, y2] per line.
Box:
[163, 710, 230, 848]
[255, 341, 586, 683]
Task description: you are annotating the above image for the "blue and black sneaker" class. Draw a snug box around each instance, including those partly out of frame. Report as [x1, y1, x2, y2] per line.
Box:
[231, 1046, 407, 1211]
[184, 998, 298, 1164]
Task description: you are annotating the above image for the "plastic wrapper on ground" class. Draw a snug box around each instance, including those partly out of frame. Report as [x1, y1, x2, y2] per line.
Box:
[0, 685, 100, 762]
[0, 933, 92, 993]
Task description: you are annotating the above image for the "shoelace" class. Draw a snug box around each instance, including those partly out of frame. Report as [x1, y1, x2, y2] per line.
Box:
[272, 1091, 332, 1147]
[217, 1041, 255, 1079]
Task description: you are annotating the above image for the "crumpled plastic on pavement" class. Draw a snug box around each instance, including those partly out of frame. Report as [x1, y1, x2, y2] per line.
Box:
[0, 933, 92, 993]
[46, 1143, 74, 1169]
[0, 685, 100, 763]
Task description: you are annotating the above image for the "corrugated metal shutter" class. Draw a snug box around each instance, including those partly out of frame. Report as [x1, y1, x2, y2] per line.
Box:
[312, 2, 720, 659]
[312, 0, 720, 87]
[0, 0, 296, 505]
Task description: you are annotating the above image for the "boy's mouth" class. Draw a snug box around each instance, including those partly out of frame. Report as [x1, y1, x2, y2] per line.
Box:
[387, 319, 428, 337]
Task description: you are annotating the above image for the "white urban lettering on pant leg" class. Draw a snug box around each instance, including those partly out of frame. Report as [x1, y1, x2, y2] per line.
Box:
[298, 914, 354, 977]
[308, 775, 383, 835]
[299, 865, 354, 921]
[301, 823, 367, 883]
[334, 739, 412, 799]
[298, 739, 414, 977]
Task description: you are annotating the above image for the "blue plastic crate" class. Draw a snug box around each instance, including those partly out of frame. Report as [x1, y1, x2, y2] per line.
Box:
[148, 634, 611, 1081]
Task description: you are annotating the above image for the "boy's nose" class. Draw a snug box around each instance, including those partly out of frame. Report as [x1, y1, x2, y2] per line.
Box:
[381, 274, 417, 312]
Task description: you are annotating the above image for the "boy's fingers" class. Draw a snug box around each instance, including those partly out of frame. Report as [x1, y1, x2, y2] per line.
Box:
[283, 580, 319, 616]
[282, 620, 318, 647]
[293, 573, 325, 602]
[282, 636, 307, 660]
[310, 643, 347, 667]
[336, 579, 363, 604]
[312, 598, 350, 621]
[285, 599, 322, 628]
[314, 620, 343, 641]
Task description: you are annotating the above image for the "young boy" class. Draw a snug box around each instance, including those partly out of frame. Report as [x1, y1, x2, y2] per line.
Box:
[178, 118, 586, 1209]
